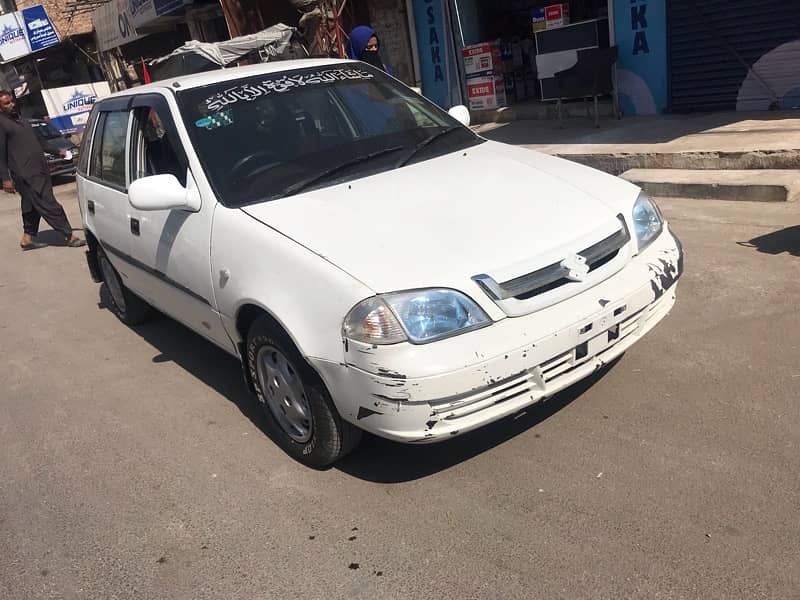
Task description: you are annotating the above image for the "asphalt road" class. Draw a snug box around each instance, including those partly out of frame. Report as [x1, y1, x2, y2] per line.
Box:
[1, 180, 798, 599]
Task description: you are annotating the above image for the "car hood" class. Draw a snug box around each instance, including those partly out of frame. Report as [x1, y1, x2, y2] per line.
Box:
[240, 141, 641, 296]
[40, 137, 75, 154]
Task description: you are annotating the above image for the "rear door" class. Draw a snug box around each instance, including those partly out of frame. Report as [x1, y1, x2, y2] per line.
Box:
[125, 93, 232, 352]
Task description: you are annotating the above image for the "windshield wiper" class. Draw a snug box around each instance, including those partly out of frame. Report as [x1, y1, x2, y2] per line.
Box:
[395, 127, 462, 168]
[283, 145, 404, 197]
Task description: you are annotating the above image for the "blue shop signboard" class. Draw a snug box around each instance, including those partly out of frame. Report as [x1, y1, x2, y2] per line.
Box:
[614, 0, 667, 114]
[22, 5, 59, 53]
[411, 0, 462, 109]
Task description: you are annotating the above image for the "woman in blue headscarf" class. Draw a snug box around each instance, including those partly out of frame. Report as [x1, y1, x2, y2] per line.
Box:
[347, 25, 391, 74]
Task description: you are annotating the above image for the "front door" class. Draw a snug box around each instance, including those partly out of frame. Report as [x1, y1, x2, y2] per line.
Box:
[125, 93, 233, 353]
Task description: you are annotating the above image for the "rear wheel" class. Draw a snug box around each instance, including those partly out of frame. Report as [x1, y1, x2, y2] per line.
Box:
[246, 316, 361, 468]
[97, 247, 154, 326]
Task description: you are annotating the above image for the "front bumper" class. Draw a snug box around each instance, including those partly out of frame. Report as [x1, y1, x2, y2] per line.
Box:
[47, 158, 77, 177]
[312, 227, 682, 443]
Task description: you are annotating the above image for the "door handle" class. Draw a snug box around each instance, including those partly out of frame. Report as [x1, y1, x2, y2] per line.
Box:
[87, 200, 95, 214]
[130, 217, 140, 236]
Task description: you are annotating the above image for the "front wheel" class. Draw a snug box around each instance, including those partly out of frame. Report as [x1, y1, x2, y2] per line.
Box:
[246, 317, 361, 468]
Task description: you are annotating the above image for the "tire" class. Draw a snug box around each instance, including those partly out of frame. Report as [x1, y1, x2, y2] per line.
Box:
[97, 247, 154, 326]
[246, 316, 362, 468]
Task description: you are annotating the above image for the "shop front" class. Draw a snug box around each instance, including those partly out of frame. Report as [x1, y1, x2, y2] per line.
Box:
[92, 0, 231, 91]
[604, 0, 800, 115]
[410, 0, 800, 116]
[0, 2, 109, 133]
[667, 0, 800, 113]
[410, 0, 617, 114]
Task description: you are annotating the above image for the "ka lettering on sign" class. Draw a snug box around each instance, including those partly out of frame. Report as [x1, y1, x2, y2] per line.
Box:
[631, 0, 649, 55]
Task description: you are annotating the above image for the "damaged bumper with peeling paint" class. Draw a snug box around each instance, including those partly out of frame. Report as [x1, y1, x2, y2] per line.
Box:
[311, 227, 683, 443]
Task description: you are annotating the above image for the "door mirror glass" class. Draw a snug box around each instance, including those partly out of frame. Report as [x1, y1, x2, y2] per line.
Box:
[448, 105, 471, 127]
[129, 173, 200, 212]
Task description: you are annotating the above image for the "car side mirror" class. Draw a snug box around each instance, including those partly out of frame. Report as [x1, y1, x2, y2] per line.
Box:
[448, 105, 471, 127]
[129, 172, 201, 212]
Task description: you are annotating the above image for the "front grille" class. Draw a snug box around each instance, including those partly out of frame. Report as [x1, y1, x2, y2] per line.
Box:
[428, 306, 643, 422]
[473, 215, 630, 302]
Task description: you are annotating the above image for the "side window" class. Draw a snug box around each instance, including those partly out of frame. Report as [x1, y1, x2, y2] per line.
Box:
[89, 110, 130, 188]
[88, 112, 106, 180]
[100, 111, 130, 187]
[77, 107, 99, 175]
[131, 106, 186, 186]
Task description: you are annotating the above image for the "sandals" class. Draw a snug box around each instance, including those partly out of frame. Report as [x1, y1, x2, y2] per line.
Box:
[19, 238, 86, 250]
[20, 241, 48, 251]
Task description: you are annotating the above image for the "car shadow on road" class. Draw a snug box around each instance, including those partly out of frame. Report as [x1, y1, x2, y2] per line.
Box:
[98, 286, 273, 435]
[99, 286, 617, 482]
[738, 225, 800, 256]
[335, 364, 616, 483]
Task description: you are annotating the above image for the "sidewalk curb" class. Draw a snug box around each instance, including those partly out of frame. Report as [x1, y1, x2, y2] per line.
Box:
[620, 168, 800, 202]
[560, 150, 800, 176]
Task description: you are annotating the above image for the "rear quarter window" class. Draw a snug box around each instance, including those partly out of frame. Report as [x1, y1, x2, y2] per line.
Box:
[77, 107, 99, 176]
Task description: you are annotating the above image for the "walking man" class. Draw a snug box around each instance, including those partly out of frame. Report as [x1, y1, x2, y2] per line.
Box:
[0, 90, 85, 250]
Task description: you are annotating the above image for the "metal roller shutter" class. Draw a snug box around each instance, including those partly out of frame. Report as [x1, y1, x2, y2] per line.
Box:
[668, 0, 800, 112]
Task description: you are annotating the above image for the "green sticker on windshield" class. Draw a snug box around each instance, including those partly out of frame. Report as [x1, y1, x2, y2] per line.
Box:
[195, 109, 234, 130]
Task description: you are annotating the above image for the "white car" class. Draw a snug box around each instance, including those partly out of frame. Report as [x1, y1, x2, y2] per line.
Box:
[77, 59, 682, 467]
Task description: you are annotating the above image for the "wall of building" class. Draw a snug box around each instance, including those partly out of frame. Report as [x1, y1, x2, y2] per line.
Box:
[220, 0, 299, 38]
[366, 0, 415, 84]
[15, 0, 94, 36]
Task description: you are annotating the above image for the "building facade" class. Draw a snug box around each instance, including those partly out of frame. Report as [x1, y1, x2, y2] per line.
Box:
[409, 0, 800, 114]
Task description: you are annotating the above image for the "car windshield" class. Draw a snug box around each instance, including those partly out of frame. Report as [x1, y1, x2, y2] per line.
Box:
[30, 121, 63, 140]
[177, 63, 483, 207]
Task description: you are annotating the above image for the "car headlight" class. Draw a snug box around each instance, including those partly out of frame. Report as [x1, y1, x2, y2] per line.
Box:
[343, 289, 491, 345]
[632, 192, 663, 251]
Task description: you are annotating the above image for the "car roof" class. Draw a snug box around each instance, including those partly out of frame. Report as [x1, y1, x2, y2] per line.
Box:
[109, 58, 360, 98]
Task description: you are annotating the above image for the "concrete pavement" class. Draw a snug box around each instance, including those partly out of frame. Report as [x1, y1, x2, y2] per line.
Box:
[477, 112, 800, 202]
[475, 111, 800, 155]
[1, 181, 799, 599]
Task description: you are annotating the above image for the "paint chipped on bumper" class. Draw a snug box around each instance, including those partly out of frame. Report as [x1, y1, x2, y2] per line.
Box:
[312, 228, 682, 443]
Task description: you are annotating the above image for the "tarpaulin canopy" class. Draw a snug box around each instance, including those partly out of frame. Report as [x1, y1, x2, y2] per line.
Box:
[150, 23, 299, 74]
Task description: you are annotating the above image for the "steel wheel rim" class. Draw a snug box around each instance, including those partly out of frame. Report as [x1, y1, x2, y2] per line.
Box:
[99, 254, 126, 314]
[256, 345, 313, 443]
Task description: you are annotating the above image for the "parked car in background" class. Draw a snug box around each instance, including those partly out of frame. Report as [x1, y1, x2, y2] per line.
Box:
[29, 118, 79, 177]
[76, 59, 683, 468]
